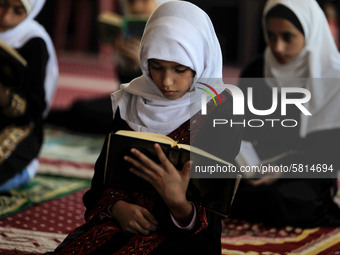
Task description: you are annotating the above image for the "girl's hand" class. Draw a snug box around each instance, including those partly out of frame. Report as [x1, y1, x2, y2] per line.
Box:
[111, 200, 158, 235]
[115, 37, 140, 71]
[0, 83, 11, 108]
[249, 167, 282, 186]
[124, 143, 194, 224]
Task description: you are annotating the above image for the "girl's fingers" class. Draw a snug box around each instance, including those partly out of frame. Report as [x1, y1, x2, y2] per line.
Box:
[129, 209, 158, 235]
[137, 215, 158, 232]
[128, 222, 150, 236]
[129, 167, 152, 183]
[153, 144, 172, 169]
[249, 177, 277, 186]
[141, 208, 159, 227]
[124, 154, 145, 170]
[124, 154, 155, 175]
[181, 160, 192, 180]
[130, 148, 158, 169]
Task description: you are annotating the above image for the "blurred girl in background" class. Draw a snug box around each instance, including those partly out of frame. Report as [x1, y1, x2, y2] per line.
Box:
[0, 0, 58, 191]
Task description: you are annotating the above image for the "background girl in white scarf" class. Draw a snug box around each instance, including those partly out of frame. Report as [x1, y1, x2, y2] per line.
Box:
[233, 0, 340, 228]
[0, 0, 58, 191]
[0, 0, 58, 116]
[263, 0, 340, 137]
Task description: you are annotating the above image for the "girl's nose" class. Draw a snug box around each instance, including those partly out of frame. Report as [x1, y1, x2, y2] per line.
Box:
[162, 71, 174, 87]
[1, 9, 14, 27]
[273, 38, 285, 54]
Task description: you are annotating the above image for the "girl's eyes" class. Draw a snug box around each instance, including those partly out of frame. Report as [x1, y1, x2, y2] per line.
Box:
[175, 67, 189, 73]
[282, 33, 293, 42]
[14, 7, 26, 15]
[149, 64, 163, 71]
[267, 31, 295, 43]
[149, 63, 189, 73]
[14, 8, 25, 15]
[0, 1, 26, 16]
[0, 0, 8, 8]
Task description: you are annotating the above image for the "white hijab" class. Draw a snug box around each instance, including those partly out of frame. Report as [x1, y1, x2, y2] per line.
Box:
[263, 0, 340, 137]
[111, 1, 223, 135]
[0, 0, 58, 117]
[119, 0, 175, 16]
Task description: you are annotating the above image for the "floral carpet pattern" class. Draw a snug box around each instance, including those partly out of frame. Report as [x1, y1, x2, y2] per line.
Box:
[221, 219, 340, 254]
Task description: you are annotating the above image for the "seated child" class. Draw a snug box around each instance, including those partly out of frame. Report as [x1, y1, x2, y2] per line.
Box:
[0, 0, 58, 191]
[51, 1, 242, 254]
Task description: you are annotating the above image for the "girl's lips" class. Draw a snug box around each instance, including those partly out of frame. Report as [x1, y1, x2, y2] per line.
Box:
[0, 26, 11, 32]
[162, 90, 177, 95]
[274, 54, 288, 64]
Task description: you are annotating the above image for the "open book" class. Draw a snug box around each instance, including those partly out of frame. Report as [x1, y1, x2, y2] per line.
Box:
[103, 130, 241, 217]
[97, 12, 147, 43]
[0, 40, 27, 90]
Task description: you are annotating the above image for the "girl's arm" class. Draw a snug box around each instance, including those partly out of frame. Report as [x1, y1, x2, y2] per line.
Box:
[18, 38, 48, 120]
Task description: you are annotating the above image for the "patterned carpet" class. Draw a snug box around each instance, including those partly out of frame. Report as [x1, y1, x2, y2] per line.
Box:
[0, 174, 90, 220]
[0, 127, 99, 254]
[0, 190, 86, 254]
[221, 219, 340, 255]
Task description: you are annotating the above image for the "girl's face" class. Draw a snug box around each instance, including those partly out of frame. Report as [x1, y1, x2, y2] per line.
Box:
[127, 0, 157, 17]
[0, 0, 27, 32]
[149, 59, 195, 100]
[266, 17, 305, 64]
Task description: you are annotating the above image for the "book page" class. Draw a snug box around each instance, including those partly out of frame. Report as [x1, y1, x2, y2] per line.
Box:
[235, 140, 261, 167]
[0, 40, 27, 66]
[183, 144, 233, 166]
[115, 130, 176, 146]
[97, 12, 122, 27]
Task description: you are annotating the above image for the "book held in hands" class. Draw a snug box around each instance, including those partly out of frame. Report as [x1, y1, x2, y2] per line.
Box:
[97, 12, 148, 43]
[103, 130, 241, 217]
[0, 40, 27, 90]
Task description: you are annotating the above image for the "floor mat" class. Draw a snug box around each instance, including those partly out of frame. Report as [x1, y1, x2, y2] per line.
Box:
[0, 174, 90, 220]
[0, 127, 101, 254]
[221, 218, 340, 254]
[0, 189, 87, 254]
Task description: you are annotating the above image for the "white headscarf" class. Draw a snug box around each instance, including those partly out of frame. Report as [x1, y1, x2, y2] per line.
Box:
[263, 0, 340, 137]
[111, 1, 223, 135]
[119, 0, 175, 16]
[0, 0, 58, 117]
[21, 0, 32, 13]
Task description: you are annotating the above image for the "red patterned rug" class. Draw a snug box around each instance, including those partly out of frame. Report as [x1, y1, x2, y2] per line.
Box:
[221, 219, 340, 255]
[1, 199, 340, 254]
[0, 189, 87, 254]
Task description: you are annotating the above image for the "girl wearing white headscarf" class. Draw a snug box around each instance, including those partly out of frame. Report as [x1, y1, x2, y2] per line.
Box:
[232, 0, 340, 227]
[51, 2, 242, 254]
[0, 0, 58, 191]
